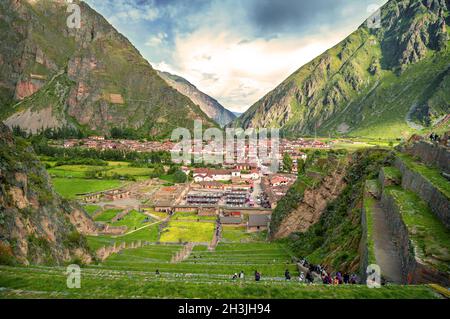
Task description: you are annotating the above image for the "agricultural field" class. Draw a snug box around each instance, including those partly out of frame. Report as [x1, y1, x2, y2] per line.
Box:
[221, 226, 267, 243]
[93, 209, 123, 222]
[160, 221, 215, 243]
[87, 225, 161, 251]
[111, 210, 152, 231]
[51, 178, 123, 199]
[83, 205, 101, 216]
[172, 212, 217, 221]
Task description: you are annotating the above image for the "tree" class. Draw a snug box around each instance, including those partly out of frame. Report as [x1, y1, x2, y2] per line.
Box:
[150, 165, 165, 179]
[283, 153, 293, 173]
[173, 170, 187, 183]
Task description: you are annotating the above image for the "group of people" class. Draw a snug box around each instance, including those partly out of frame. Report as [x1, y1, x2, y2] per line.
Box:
[297, 258, 360, 285]
[429, 132, 441, 143]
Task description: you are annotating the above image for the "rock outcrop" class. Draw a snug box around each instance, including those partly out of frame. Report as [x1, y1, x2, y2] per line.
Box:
[273, 169, 347, 238]
[0, 122, 95, 265]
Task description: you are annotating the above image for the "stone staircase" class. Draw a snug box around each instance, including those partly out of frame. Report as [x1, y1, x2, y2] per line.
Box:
[171, 243, 195, 263]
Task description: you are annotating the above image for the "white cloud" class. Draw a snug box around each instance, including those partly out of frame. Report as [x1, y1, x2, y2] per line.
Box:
[158, 28, 352, 112]
[145, 32, 168, 47]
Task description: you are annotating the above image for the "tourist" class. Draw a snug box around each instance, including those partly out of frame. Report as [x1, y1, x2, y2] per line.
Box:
[232, 273, 238, 280]
[285, 269, 291, 281]
[298, 272, 305, 283]
[343, 273, 350, 284]
[350, 274, 358, 284]
[239, 271, 245, 280]
[305, 271, 314, 284]
[156, 269, 160, 276]
[255, 271, 261, 282]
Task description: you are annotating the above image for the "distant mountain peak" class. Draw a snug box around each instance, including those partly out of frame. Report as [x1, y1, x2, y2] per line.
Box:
[157, 70, 236, 127]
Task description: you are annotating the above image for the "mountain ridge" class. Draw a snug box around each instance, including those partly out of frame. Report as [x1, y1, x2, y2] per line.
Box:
[0, 0, 217, 138]
[157, 70, 236, 127]
[232, 0, 450, 139]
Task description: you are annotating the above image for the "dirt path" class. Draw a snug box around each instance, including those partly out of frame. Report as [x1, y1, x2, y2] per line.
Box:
[372, 201, 403, 283]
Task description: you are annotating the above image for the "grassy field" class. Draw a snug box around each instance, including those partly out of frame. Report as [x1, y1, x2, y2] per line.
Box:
[87, 225, 161, 251]
[160, 221, 215, 243]
[221, 226, 267, 243]
[93, 209, 122, 222]
[83, 205, 101, 216]
[0, 266, 440, 299]
[111, 211, 151, 230]
[51, 178, 123, 199]
[172, 212, 216, 221]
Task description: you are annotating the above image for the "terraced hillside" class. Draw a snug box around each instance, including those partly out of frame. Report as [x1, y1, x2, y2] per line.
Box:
[361, 140, 450, 286]
[0, 265, 440, 299]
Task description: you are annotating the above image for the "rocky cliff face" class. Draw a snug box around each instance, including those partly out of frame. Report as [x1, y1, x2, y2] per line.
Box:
[273, 168, 347, 239]
[0, 122, 95, 265]
[233, 0, 450, 138]
[0, 0, 216, 137]
[157, 71, 236, 127]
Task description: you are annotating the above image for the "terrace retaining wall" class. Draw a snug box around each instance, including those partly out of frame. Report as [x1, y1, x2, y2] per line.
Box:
[404, 141, 450, 174]
[394, 157, 450, 228]
[381, 191, 450, 286]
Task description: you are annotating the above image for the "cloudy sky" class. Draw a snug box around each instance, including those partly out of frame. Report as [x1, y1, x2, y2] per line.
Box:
[85, 0, 387, 113]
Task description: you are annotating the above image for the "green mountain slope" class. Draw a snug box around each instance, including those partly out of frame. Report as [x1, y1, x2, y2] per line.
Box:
[0, 0, 216, 138]
[233, 0, 450, 139]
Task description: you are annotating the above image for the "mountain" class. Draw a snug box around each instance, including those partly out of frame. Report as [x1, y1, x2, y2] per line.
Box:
[0, 0, 216, 138]
[0, 122, 95, 265]
[157, 71, 236, 127]
[233, 0, 450, 139]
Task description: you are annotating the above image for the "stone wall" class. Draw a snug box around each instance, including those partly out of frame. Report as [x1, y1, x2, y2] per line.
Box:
[405, 141, 450, 174]
[394, 157, 450, 228]
[381, 191, 450, 286]
[358, 205, 369, 282]
[380, 192, 414, 284]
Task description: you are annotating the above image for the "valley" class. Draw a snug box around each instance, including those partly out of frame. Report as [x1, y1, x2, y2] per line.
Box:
[0, 0, 449, 301]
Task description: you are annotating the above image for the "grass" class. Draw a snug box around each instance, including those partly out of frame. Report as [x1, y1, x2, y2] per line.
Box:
[0, 266, 440, 299]
[110, 210, 151, 231]
[160, 221, 215, 243]
[83, 205, 101, 216]
[363, 190, 377, 265]
[172, 212, 216, 221]
[221, 226, 266, 243]
[51, 178, 123, 199]
[87, 225, 160, 251]
[384, 186, 450, 273]
[94, 209, 122, 223]
[397, 153, 450, 199]
[381, 167, 402, 184]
